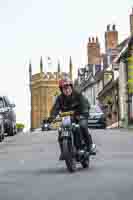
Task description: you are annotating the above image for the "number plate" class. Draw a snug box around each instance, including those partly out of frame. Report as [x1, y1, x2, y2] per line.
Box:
[88, 120, 97, 123]
[61, 131, 69, 137]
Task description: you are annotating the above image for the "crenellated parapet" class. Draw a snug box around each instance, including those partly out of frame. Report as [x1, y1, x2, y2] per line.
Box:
[29, 56, 73, 84]
[31, 71, 70, 82]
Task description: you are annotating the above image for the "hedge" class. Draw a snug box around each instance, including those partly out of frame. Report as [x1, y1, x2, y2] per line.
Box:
[16, 123, 25, 129]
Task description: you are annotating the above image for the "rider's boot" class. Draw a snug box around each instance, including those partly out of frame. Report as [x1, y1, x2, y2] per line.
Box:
[89, 143, 97, 155]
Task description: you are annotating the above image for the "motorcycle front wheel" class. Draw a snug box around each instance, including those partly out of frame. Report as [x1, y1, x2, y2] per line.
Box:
[62, 138, 76, 173]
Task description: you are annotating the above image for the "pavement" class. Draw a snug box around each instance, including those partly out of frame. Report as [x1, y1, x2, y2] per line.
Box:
[0, 128, 133, 200]
[107, 121, 119, 128]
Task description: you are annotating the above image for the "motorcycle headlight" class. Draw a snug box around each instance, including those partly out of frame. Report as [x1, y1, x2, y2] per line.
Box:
[58, 127, 62, 133]
[62, 116, 71, 127]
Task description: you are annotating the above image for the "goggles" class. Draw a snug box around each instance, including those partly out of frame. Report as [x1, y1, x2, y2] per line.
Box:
[62, 84, 72, 89]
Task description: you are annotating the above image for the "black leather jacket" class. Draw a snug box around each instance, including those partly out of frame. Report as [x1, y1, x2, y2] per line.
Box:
[50, 90, 90, 118]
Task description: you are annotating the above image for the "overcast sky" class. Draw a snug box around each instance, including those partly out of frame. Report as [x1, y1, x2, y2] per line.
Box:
[0, 0, 132, 130]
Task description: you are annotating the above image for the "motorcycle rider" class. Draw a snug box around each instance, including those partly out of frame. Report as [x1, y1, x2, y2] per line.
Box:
[49, 77, 96, 160]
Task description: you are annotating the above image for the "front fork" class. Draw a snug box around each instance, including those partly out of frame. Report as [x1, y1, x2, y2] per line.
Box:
[58, 128, 73, 155]
[58, 125, 82, 153]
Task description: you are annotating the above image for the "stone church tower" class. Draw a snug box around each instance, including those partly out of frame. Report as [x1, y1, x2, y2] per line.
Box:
[29, 56, 73, 130]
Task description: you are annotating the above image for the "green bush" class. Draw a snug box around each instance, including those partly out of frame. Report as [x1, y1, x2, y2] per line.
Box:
[16, 123, 25, 129]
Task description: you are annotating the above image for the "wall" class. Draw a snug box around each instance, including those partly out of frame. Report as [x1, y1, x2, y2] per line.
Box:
[119, 61, 127, 122]
[83, 86, 95, 105]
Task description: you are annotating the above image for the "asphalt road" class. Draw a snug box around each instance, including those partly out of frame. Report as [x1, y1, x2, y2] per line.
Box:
[0, 128, 133, 200]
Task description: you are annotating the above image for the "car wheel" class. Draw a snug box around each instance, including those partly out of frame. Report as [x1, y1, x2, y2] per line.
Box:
[8, 127, 14, 136]
[2, 134, 4, 140]
[102, 124, 106, 129]
[8, 123, 16, 136]
[0, 133, 4, 142]
[0, 134, 2, 142]
[0, 123, 4, 142]
[14, 125, 17, 134]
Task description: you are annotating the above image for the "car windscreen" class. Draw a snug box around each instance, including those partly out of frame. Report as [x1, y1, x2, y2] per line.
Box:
[0, 98, 4, 108]
[90, 106, 103, 113]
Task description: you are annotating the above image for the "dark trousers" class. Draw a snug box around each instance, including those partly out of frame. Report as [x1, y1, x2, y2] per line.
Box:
[73, 117, 93, 150]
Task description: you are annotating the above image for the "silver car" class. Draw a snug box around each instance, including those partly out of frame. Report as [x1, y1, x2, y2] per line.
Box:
[88, 105, 106, 129]
[0, 96, 16, 136]
[0, 114, 4, 142]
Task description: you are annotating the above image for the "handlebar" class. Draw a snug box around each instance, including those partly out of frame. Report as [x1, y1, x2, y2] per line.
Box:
[59, 111, 74, 117]
[52, 111, 74, 123]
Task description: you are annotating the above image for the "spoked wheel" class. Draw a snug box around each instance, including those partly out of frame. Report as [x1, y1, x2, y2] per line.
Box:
[62, 139, 76, 173]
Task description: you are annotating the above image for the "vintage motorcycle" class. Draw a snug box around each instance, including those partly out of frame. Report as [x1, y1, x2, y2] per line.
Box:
[53, 111, 90, 173]
[41, 119, 51, 131]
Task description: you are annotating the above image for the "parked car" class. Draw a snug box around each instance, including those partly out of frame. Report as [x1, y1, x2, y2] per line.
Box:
[88, 105, 106, 129]
[0, 114, 4, 142]
[0, 96, 17, 136]
[41, 119, 51, 131]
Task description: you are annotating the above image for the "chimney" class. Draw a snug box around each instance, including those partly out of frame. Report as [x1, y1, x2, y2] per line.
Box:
[107, 24, 110, 31]
[92, 37, 95, 42]
[96, 37, 98, 43]
[130, 8, 133, 35]
[87, 36, 101, 65]
[112, 24, 116, 31]
[105, 24, 118, 51]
